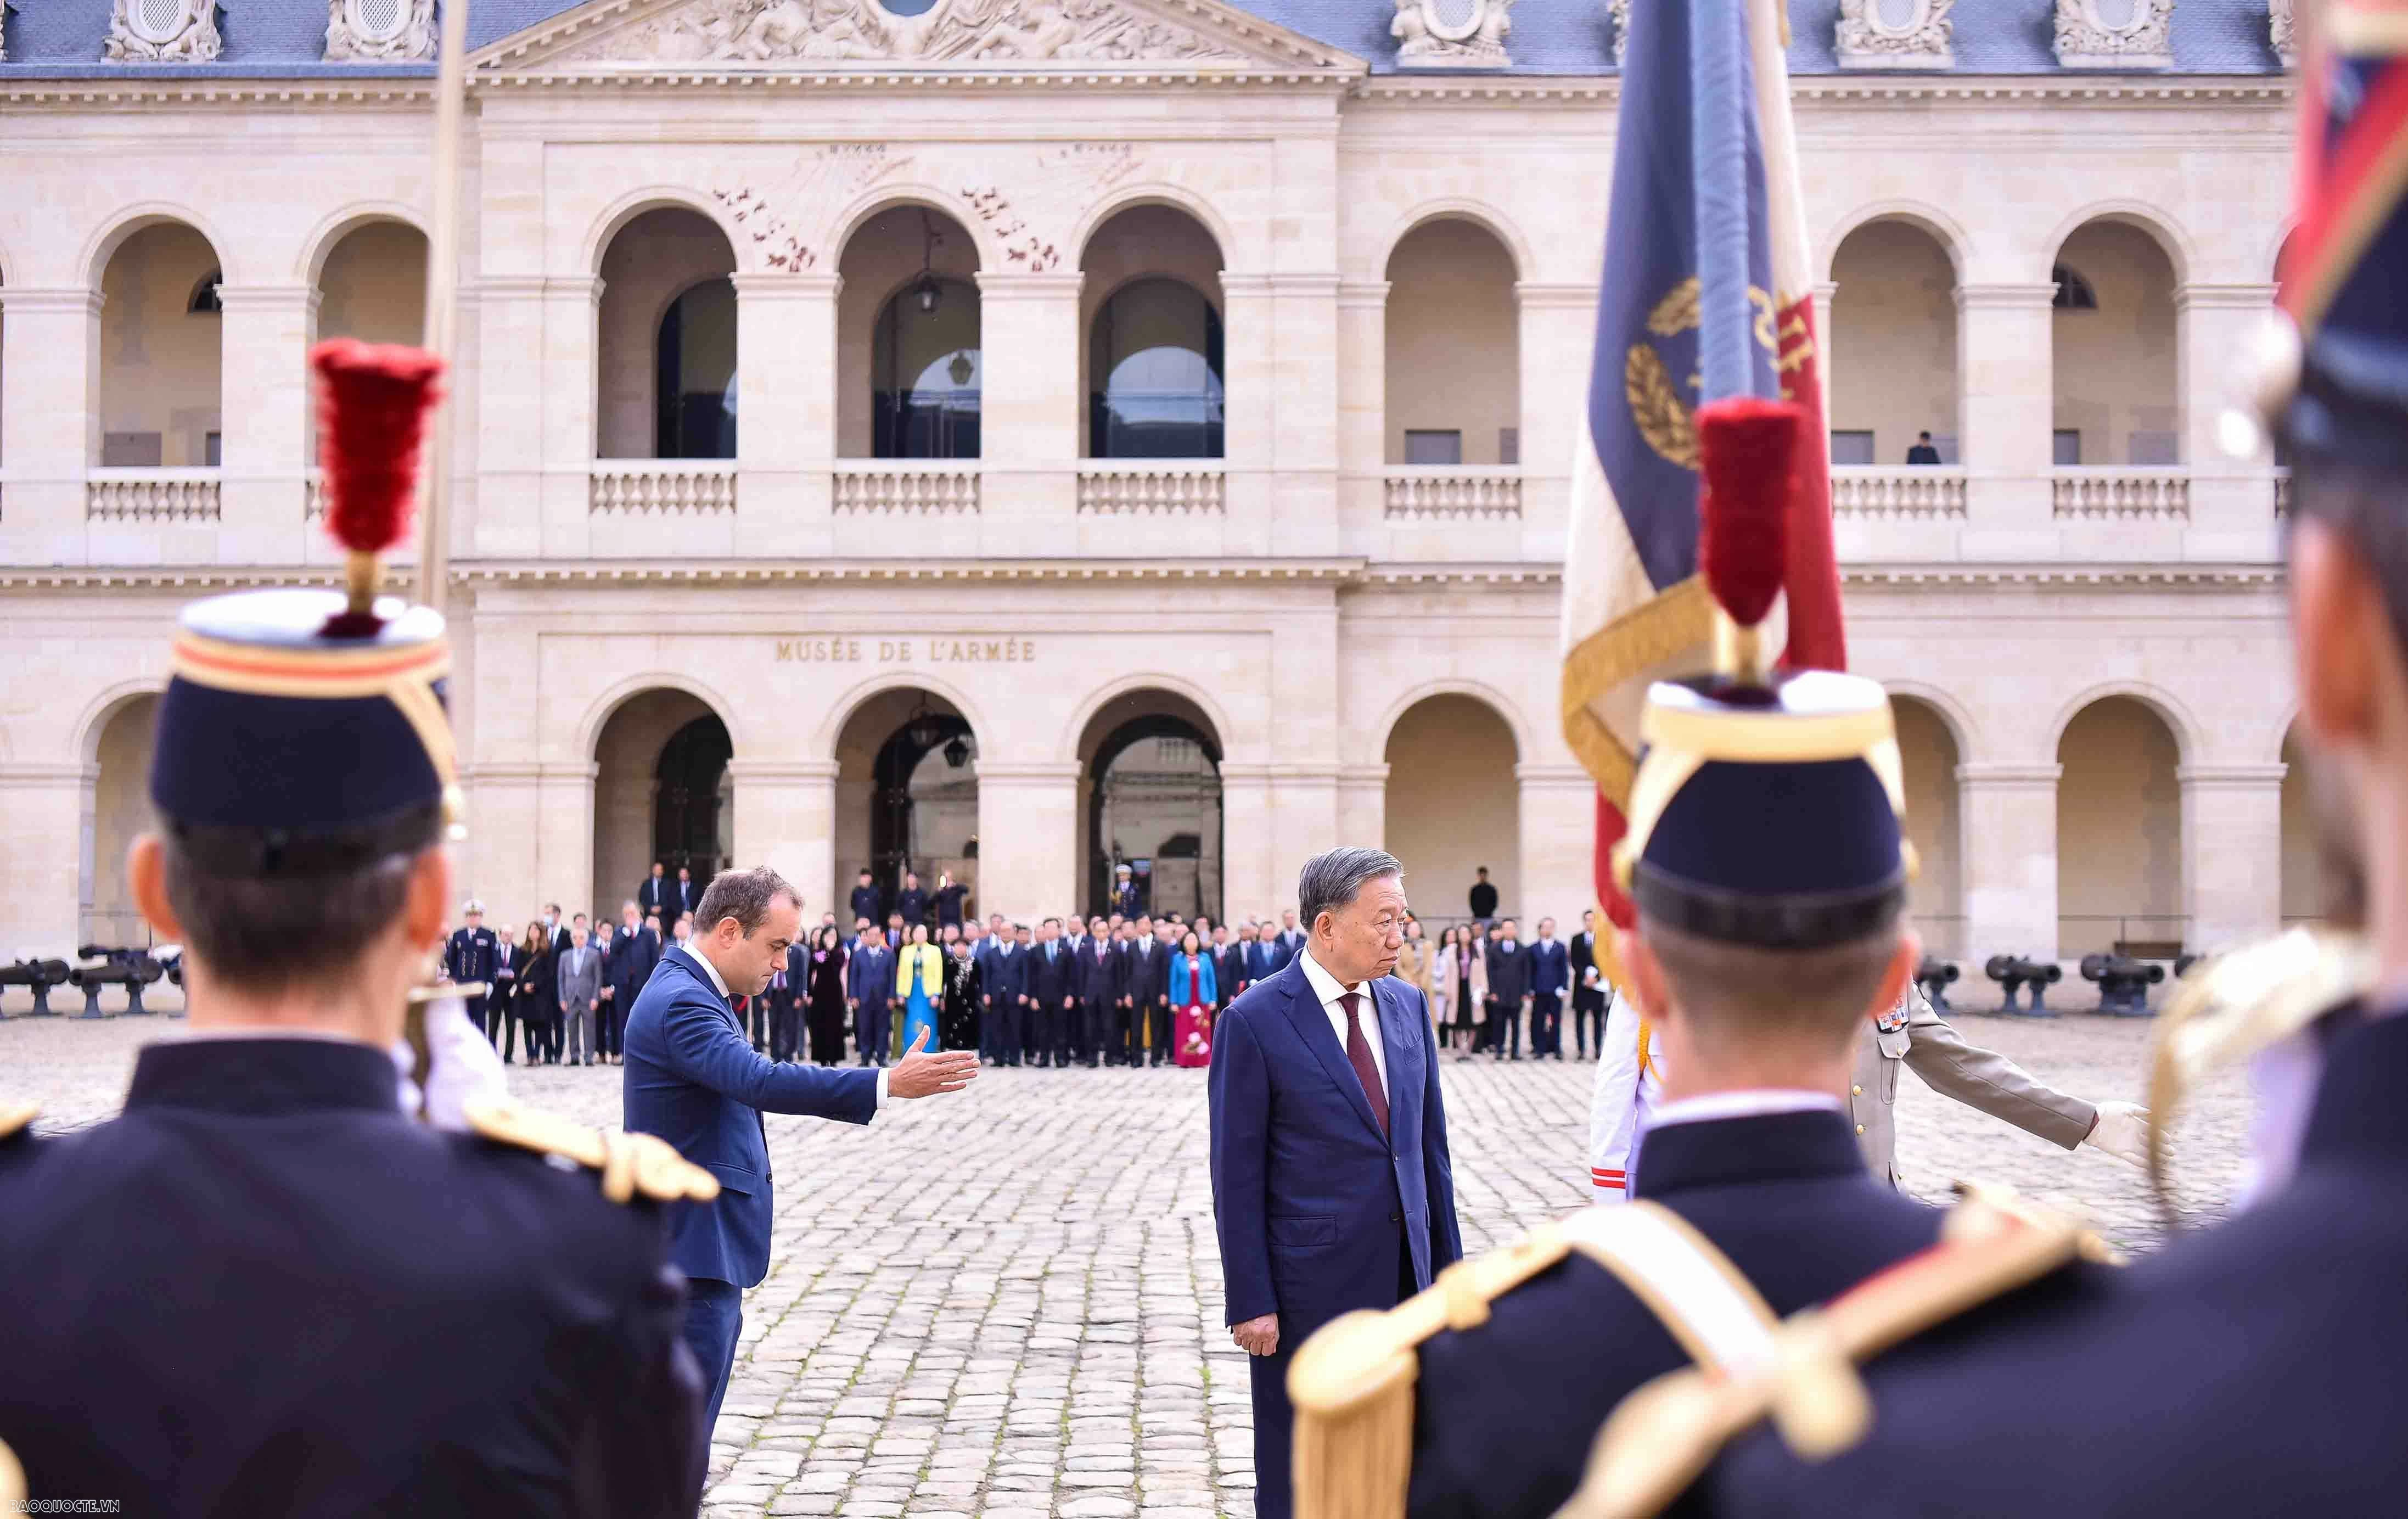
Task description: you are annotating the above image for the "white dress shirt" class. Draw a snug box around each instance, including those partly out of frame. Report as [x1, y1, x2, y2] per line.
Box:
[684, 945, 885, 1108]
[1296, 946, 1388, 1096]
[1643, 1088, 1839, 1134]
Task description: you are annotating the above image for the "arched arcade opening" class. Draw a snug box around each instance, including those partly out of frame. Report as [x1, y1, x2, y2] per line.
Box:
[1076, 689, 1223, 921]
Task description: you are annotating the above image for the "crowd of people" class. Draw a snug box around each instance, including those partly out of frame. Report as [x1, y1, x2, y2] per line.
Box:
[441, 860, 1620, 1072]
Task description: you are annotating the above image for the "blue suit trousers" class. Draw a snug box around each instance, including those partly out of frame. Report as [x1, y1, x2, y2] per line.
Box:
[684, 1276, 743, 1447]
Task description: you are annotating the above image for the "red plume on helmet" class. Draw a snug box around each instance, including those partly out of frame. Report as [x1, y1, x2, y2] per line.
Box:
[1696, 394, 1804, 682]
[310, 337, 446, 636]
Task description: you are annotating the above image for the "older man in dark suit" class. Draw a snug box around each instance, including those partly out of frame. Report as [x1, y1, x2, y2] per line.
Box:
[623, 869, 977, 1440]
[1483, 919, 1531, 1060]
[1209, 847, 1462, 1519]
[1075, 920, 1122, 1068]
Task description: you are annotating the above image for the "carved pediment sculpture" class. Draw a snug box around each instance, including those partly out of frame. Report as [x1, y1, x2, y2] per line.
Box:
[1608, 0, 1627, 65]
[1835, 0, 1954, 70]
[327, 0, 440, 61]
[2269, 0, 2296, 68]
[1392, 0, 1512, 69]
[2053, 0, 2175, 70]
[554, 0, 1251, 66]
[106, 0, 223, 61]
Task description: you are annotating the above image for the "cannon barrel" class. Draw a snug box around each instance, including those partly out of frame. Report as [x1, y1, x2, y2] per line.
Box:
[69, 948, 166, 1018]
[2079, 952, 2165, 1016]
[1984, 954, 2062, 1017]
[1, 957, 74, 1017]
[1914, 957, 1961, 1013]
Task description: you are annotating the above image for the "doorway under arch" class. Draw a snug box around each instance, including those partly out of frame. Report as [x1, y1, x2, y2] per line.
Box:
[592, 688, 733, 916]
[1077, 689, 1223, 921]
[1383, 693, 1519, 923]
[834, 688, 981, 913]
[2056, 696, 2184, 956]
[81, 693, 161, 947]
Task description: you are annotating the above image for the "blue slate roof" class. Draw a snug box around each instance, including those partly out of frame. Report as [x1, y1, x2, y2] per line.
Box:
[0, 0, 2286, 77]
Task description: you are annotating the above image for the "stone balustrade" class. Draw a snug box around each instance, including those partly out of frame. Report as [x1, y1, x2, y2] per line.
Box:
[2050, 467, 2191, 519]
[1380, 466, 1523, 520]
[85, 468, 222, 521]
[832, 464, 982, 515]
[304, 468, 327, 520]
[2273, 468, 2291, 518]
[1076, 466, 1226, 515]
[589, 462, 738, 514]
[1830, 466, 1968, 518]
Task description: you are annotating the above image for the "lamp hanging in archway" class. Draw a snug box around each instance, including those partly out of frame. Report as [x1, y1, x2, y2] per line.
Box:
[912, 209, 943, 315]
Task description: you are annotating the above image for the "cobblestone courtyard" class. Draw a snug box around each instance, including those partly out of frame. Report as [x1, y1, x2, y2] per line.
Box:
[4, 1008, 2249, 1518]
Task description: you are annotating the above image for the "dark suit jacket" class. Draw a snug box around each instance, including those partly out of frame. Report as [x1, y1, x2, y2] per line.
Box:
[621, 946, 879, 1288]
[1121, 939, 1167, 1004]
[1244, 941, 1279, 985]
[849, 884, 884, 926]
[1216, 943, 1249, 1006]
[1028, 940, 1077, 1006]
[1407, 1112, 1950, 1519]
[1568, 932, 1604, 1006]
[638, 876, 673, 922]
[1485, 939, 1531, 1003]
[1705, 1007, 2408, 1519]
[1212, 959, 1463, 1519]
[608, 926, 663, 1008]
[445, 926, 497, 986]
[1528, 938, 1569, 998]
[767, 946, 807, 1017]
[896, 888, 930, 927]
[846, 946, 894, 1004]
[1076, 939, 1124, 1005]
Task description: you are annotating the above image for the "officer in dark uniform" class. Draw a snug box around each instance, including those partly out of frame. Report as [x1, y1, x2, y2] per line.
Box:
[1286, 405, 2104, 1519]
[1686, 35, 2408, 1518]
[1113, 863, 1142, 919]
[0, 340, 714, 1516]
[446, 897, 500, 1041]
[850, 868, 884, 928]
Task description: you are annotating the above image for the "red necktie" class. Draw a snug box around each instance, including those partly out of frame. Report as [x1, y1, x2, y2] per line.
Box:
[1340, 991, 1389, 1136]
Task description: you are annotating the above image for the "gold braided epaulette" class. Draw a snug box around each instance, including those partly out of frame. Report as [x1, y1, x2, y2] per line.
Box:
[0, 1104, 37, 1142]
[462, 1100, 720, 1206]
[1288, 1222, 1576, 1519]
[1558, 1185, 2104, 1519]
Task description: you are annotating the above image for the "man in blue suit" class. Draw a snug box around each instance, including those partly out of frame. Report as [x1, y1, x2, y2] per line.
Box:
[1526, 917, 1569, 1061]
[846, 924, 896, 1065]
[624, 868, 978, 1441]
[1209, 847, 1463, 1519]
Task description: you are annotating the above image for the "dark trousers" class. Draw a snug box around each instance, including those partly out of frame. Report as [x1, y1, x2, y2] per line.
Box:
[465, 994, 492, 1045]
[597, 999, 622, 1057]
[682, 1277, 743, 1454]
[1486, 998, 1522, 1056]
[993, 1000, 1023, 1064]
[1531, 993, 1562, 1057]
[1147, 1001, 1172, 1064]
[1573, 991, 1607, 1056]
[771, 998, 803, 1061]
[1028, 1001, 1058, 1064]
[1110, 1005, 1135, 1064]
[856, 1000, 890, 1064]
[745, 998, 770, 1052]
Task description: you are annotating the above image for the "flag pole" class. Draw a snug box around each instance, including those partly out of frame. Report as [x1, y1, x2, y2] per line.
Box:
[1691, 0, 1753, 403]
[416, 0, 472, 616]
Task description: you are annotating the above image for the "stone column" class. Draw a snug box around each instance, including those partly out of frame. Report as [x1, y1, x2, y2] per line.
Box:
[1, 764, 88, 957]
[1220, 763, 1278, 918]
[1514, 283, 1597, 555]
[472, 277, 549, 558]
[1954, 283, 2057, 558]
[976, 762, 1082, 921]
[734, 272, 841, 556]
[214, 284, 319, 564]
[1268, 273, 1340, 552]
[1336, 763, 1389, 857]
[1273, 766, 1341, 892]
[1219, 273, 1284, 550]
[535, 760, 599, 911]
[0, 288, 104, 565]
[730, 758, 839, 914]
[975, 271, 1082, 536]
[464, 763, 546, 921]
[1517, 764, 1597, 927]
[2177, 283, 2282, 557]
[1335, 279, 1388, 545]
[1955, 763, 2060, 963]
[2179, 764, 2287, 954]
[541, 276, 607, 558]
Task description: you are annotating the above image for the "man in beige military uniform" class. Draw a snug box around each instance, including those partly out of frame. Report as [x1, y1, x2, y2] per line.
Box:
[1850, 985, 2148, 1184]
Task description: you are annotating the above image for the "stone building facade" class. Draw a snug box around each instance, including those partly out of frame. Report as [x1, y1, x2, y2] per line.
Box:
[0, 0, 2314, 974]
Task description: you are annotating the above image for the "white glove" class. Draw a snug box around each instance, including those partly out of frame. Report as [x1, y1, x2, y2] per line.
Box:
[2082, 1100, 2151, 1168]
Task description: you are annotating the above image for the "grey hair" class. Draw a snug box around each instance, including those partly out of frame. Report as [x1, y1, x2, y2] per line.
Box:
[1298, 847, 1405, 931]
[695, 866, 802, 938]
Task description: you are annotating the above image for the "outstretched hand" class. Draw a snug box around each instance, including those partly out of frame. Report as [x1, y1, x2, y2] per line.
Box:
[888, 1027, 980, 1098]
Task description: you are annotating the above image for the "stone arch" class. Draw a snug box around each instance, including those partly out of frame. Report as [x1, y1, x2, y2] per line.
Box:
[78, 685, 166, 950]
[2044, 679, 2200, 765]
[828, 187, 1000, 276]
[1380, 199, 1534, 283]
[577, 671, 746, 763]
[1074, 683, 1227, 921]
[1055, 672, 1240, 767]
[1881, 677, 1983, 762]
[581, 186, 751, 277]
[74, 680, 169, 766]
[2041, 200, 2196, 288]
[1819, 199, 1973, 282]
[1888, 693, 1966, 954]
[81, 203, 238, 289]
[818, 670, 993, 760]
[295, 203, 431, 287]
[1071, 184, 1237, 270]
[1381, 688, 1523, 924]
[1368, 677, 1533, 767]
[2055, 693, 2187, 957]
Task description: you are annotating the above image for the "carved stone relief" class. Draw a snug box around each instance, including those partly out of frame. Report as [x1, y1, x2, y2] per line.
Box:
[1391, 0, 1512, 69]
[1835, 0, 1954, 70]
[2052, 0, 2175, 70]
[105, 0, 223, 61]
[561, 0, 1248, 66]
[1610, 0, 1629, 65]
[326, 0, 439, 61]
[2269, 0, 2295, 69]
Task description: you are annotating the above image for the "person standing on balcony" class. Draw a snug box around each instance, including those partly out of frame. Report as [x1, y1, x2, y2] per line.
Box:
[1907, 430, 1943, 464]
